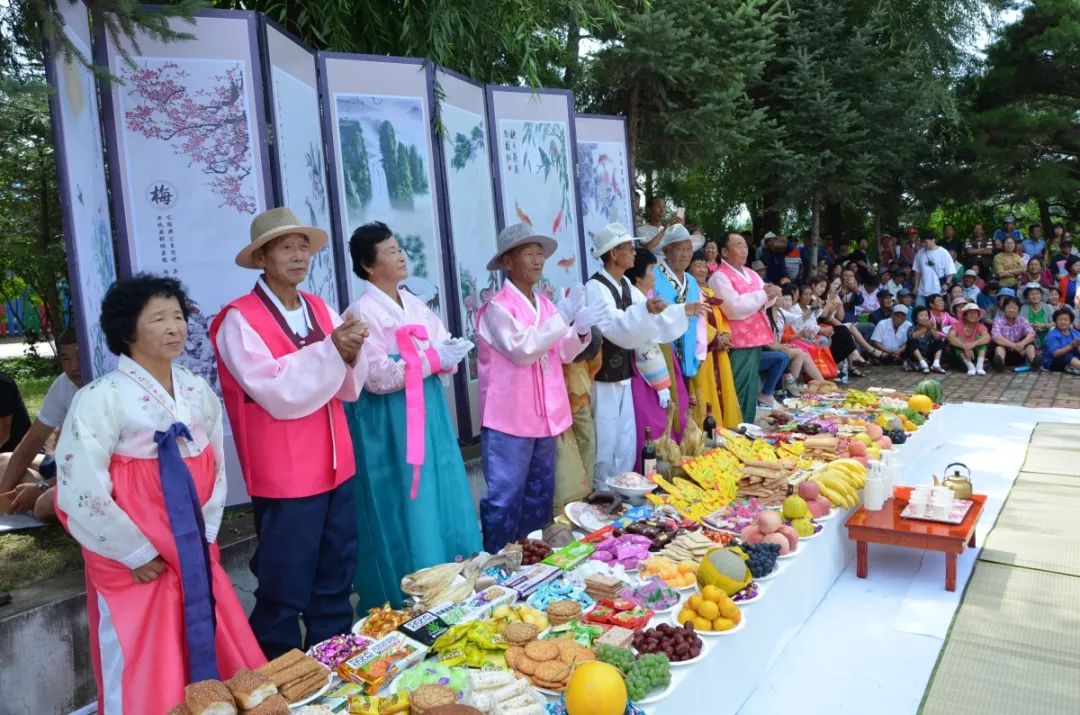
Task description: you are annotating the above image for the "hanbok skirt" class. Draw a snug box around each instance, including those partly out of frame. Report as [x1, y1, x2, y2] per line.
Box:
[62, 449, 264, 714]
[347, 375, 483, 610]
[631, 352, 689, 472]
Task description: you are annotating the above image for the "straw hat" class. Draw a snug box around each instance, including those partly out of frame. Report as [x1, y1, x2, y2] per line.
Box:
[236, 207, 328, 269]
[591, 223, 635, 259]
[487, 223, 558, 271]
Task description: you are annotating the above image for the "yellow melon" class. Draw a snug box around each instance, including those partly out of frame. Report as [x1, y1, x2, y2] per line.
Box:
[565, 661, 627, 715]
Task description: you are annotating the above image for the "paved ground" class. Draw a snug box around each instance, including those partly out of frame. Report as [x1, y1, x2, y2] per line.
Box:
[850, 363, 1080, 410]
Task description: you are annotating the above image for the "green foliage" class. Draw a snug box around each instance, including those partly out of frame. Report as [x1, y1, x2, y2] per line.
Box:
[408, 144, 428, 194]
[395, 141, 414, 205]
[399, 233, 428, 278]
[450, 125, 485, 170]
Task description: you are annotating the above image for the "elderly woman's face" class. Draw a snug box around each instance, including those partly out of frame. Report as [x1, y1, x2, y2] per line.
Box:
[1004, 301, 1020, 318]
[689, 259, 709, 284]
[1003, 237, 1017, 252]
[130, 295, 188, 363]
[368, 236, 409, 283]
[704, 242, 718, 261]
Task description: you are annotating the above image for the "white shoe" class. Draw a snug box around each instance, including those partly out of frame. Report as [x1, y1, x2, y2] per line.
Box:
[967, 367, 976, 376]
[975, 367, 986, 375]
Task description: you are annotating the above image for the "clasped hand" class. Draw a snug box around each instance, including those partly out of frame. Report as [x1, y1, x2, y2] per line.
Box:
[332, 314, 369, 363]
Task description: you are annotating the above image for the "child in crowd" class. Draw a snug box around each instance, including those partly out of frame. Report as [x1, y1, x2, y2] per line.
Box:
[475, 223, 609, 552]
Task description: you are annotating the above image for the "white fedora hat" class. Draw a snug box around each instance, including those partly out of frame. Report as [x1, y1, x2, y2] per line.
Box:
[487, 223, 558, 271]
[659, 223, 704, 251]
[591, 223, 635, 259]
[236, 207, 328, 269]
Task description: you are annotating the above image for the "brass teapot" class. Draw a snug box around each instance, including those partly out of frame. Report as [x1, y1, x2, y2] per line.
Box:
[934, 462, 973, 500]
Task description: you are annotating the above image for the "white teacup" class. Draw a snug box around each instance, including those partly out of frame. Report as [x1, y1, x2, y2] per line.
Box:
[907, 495, 928, 517]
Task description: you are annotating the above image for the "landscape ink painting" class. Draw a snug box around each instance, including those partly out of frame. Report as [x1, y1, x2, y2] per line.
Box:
[52, 29, 117, 379]
[116, 55, 263, 390]
[577, 140, 633, 276]
[494, 118, 582, 298]
[441, 103, 501, 381]
[271, 65, 337, 306]
[334, 94, 444, 313]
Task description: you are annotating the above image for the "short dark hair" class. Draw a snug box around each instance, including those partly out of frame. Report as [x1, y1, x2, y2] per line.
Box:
[876, 289, 892, 300]
[1024, 285, 1043, 298]
[1053, 307, 1075, 322]
[1000, 295, 1021, 309]
[349, 221, 393, 280]
[927, 293, 944, 307]
[626, 247, 657, 284]
[1030, 224, 1041, 233]
[691, 249, 707, 263]
[911, 306, 930, 323]
[1066, 256, 1080, 273]
[57, 326, 78, 346]
[100, 274, 190, 356]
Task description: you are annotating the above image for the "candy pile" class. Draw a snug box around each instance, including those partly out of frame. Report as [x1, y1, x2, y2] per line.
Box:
[639, 556, 697, 588]
[525, 578, 594, 612]
[618, 577, 680, 612]
[308, 634, 372, 668]
[392, 662, 468, 697]
[588, 533, 653, 569]
[356, 604, 416, 639]
[513, 539, 553, 566]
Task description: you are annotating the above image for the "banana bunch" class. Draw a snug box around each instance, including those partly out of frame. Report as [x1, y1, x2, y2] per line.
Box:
[809, 459, 868, 509]
[842, 389, 879, 409]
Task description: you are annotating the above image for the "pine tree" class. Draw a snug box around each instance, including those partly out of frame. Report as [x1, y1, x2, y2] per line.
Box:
[395, 141, 414, 206]
[408, 144, 428, 194]
[378, 121, 402, 200]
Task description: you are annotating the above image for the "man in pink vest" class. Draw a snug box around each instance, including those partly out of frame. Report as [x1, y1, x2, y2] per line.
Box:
[211, 207, 369, 658]
[475, 223, 610, 552]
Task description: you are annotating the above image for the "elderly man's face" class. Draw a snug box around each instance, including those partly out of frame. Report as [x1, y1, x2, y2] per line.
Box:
[664, 241, 694, 272]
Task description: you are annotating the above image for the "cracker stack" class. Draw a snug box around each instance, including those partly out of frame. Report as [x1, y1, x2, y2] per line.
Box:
[737, 460, 794, 506]
[657, 532, 714, 563]
[584, 575, 623, 603]
[257, 649, 329, 704]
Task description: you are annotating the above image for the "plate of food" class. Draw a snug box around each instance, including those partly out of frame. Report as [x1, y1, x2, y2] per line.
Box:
[287, 669, 333, 710]
[731, 581, 763, 605]
[564, 500, 619, 532]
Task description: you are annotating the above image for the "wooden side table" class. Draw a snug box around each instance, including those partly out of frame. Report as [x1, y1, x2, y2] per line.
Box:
[845, 494, 986, 591]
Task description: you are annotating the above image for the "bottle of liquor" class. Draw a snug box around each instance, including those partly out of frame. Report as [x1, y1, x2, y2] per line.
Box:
[642, 426, 657, 476]
[703, 404, 717, 442]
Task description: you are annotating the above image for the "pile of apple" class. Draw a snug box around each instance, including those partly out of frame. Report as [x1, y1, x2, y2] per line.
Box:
[739, 510, 799, 555]
[843, 424, 893, 465]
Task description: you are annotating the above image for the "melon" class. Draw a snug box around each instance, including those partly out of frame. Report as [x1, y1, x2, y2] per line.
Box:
[798, 480, 820, 501]
[914, 379, 944, 404]
[565, 661, 627, 715]
[697, 547, 753, 595]
[908, 394, 933, 415]
[866, 424, 884, 440]
[757, 510, 782, 534]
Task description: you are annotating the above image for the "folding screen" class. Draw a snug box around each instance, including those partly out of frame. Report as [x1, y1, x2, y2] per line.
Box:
[95, 9, 274, 393]
[434, 68, 502, 437]
[44, 0, 118, 379]
[486, 87, 587, 297]
[318, 54, 450, 316]
[261, 19, 341, 308]
[574, 114, 636, 277]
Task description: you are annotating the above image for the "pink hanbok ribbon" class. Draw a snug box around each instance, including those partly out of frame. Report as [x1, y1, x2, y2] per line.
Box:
[395, 325, 441, 499]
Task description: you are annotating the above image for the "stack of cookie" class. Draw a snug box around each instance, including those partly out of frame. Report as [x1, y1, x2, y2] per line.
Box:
[584, 575, 623, 603]
[503, 622, 540, 648]
[505, 638, 596, 693]
[545, 600, 582, 627]
[409, 684, 457, 714]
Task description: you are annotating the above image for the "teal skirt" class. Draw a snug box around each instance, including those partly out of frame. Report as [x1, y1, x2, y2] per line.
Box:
[346, 375, 483, 610]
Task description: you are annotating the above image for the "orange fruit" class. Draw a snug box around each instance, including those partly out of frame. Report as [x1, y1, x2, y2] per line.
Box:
[696, 601, 720, 621]
[718, 598, 739, 619]
[692, 617, 713, 632]
[701, 585, 724, 603]
[687, 595, 704, 611]
[712, 617, 735, 631]
[676, 609, 696, 625]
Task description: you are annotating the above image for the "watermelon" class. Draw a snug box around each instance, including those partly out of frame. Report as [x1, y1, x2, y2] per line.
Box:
[915, 379, 944, 404]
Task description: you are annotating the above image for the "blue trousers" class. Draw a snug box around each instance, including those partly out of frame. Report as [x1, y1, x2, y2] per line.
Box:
[759, 350, 790, 397]
[249, 478, 358, 659]
[480, 428, 556, 553]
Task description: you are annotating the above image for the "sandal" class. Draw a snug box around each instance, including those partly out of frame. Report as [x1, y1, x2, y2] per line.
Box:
[849, 366, 866, 378]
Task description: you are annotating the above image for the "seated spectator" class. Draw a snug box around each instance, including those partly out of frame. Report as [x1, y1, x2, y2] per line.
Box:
[1020, 285, 1052, 347]
[948, 303, 990, 375]
[906, 306, 948, 374]
[867, 290, 896, 326]
[758, 349, 790, 409]
[1022, 224, 1047, 265]
[766, 287, 824, 394]
[751, 260, 767, 281]
[961, 269, 982, 302]
[947, 283, 966, 307]
[1050, 237, 1075, 278]
[1043, 308, 1080, 374]
[0, 368, 32, 512]
[1047, 286, 1064, 315]
[0, 329, 82, 520]
[1022, 257, 1053, 293]
[883, 268, 904, 297]
[927, 293, 959, 334]
[1058, 256, 1080, 312]
[991, 295, 1037, 372]
[896, 288, 914, 320]
[871, 306, 912, 364]
[950, 296, 969, 322]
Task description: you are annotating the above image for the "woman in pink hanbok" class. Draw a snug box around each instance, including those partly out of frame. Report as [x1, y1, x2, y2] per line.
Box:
[56, 276, 263, 714]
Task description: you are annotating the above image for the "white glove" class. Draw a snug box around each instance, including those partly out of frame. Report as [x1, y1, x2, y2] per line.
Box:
[574, 299, 612, 333]
[557, 284, 585, 325]
[657, 388, 671, 409]
[435, 338, 473, 368]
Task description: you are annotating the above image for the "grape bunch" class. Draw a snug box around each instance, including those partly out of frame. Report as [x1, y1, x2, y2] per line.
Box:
[515, 538, 553, 565]
[596, 644, 636, 675]
[632, 623, 702, 662]
[742, 542, 780, 578]
[626, 653, 671, 702]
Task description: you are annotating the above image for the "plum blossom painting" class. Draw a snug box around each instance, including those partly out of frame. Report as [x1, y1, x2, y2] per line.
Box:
[494, 119, 582, 298]
[334, 94, 444, 313]
[577, 141, 633, 276]
[441, 103, 501, 381]
[271, 66, 337, 305]
[114, 55, 264, 390]
[48, 16, 117, 379]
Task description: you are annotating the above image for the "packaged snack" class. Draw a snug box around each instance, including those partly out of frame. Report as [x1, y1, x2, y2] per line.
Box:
[501, 565, 561, 600]
[461, 585, 518, 621]
[308, 634, 373, 668]
[337, 632, 426, 693]
[541, 541, 596, 571]
[358, 604, 416, 639]
[397, 611, 451, 646]
[392, 662, 469, 696]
